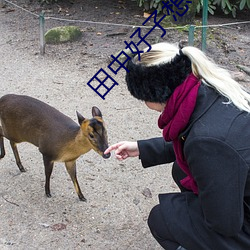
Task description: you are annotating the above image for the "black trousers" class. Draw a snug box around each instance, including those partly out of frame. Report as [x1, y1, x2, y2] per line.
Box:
[148, 162, 250, 250]
[148, 162, 188, 250]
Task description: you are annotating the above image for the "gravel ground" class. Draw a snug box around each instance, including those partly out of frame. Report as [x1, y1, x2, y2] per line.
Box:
[0, 1, 249, 249]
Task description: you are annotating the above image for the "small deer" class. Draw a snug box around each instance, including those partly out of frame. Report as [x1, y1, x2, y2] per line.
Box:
[0, 94, 110, 201]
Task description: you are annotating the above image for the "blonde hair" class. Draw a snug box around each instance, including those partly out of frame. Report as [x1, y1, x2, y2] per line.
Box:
[138, 42, 250, 113]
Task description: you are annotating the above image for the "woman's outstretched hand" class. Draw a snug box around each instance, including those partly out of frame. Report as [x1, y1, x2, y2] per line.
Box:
[104, 141, 139, 160]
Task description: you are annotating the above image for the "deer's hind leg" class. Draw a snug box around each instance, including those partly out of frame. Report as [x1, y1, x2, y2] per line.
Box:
[43, 155, 54, 198]
[10, 141, 26, 172]
[0, 126, 5, 159]
[65, 160, 86, 202]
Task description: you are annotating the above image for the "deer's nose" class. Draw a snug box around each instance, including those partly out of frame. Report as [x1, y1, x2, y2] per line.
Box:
[103, 152, 111, 159]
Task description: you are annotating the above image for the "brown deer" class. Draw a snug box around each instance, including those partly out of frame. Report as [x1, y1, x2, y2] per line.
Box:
[0, 94, 110, 201]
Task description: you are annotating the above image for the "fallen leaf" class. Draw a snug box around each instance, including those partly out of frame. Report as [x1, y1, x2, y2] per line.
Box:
[143, 12, 151, 18]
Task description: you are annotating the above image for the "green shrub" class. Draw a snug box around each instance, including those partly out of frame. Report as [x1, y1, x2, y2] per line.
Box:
[239, 0, 250, 9]
[137, 0, 198, 24]
[198, 0, 250, 18]
[212, 0, 238, 17]
[38, 0, 58, 4]
[136, 0, 250, 18]
[137, 0, 165, 12]
[196, 0, 217, 15]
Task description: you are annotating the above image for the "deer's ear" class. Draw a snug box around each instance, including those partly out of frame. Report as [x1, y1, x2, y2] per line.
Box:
[76, 111, 85, 125]
[92, 106, 102, 118]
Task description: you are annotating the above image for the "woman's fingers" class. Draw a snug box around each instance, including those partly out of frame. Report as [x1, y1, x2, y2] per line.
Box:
[104, 142, 126, 154]
[104, 141, 138, 160]
[115, 143, 128, 155]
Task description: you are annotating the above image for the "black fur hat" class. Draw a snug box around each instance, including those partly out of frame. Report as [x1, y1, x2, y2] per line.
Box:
[125, 52, 192, 103]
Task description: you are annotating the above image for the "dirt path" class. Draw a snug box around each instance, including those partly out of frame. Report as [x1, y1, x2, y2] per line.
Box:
[0, 1, 249, 249]
[0, 2, 174, 250]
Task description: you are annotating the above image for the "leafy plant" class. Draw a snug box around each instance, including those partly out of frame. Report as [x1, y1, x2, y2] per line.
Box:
[213, 0, 237, 17]
[38, 0, 58, 4]
[137, 0, 198, 24]
[136, 0, 250, 18]
[137, 0, 164, 13]
[239, 0, 250, 9]
[196, 0, 217, 15]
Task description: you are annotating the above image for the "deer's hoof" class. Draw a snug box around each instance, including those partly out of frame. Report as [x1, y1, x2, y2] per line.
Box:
[79, 196, 87, 202]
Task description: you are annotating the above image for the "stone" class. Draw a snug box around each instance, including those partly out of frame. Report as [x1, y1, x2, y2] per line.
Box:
[44, 26, 82, 44]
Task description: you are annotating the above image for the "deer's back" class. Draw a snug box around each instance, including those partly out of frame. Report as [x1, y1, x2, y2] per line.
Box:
[0, 94, 79, 148]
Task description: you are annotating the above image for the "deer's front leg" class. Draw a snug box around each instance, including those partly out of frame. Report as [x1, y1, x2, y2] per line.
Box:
[65, 160, 86, 202]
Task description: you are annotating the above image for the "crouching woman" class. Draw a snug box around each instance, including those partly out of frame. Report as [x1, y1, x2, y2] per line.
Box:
[105, 42, 250, 250]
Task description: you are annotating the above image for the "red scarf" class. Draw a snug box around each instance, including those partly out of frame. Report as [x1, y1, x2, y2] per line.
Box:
[158, 73, 201, 194]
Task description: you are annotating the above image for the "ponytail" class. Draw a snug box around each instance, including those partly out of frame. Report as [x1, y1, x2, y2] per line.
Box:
[181, 46, 250, 112]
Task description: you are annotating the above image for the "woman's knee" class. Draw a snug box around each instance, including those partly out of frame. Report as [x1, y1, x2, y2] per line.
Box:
[148, 204, 161, 233]
[148, 205, 179, 249]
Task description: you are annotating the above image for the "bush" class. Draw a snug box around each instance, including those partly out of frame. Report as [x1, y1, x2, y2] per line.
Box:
[213, 0, 250, 17]
[197, 0, 250, 18]
[38, 0, 58, 4]
[196, 0, 216, 15]
[136, 0, 250, 18]
[137, 0, 198, 24]
[137, 0, 165, 13]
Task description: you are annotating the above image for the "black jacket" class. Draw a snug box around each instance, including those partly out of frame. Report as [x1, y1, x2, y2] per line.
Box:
[138, 84, 250, 249]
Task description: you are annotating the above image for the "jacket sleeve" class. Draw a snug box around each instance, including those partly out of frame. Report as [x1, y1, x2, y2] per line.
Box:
[185, 136, 249, 237]
[137, 137, 176, 168]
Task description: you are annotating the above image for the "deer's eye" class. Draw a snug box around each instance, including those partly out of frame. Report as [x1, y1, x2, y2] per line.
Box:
[89, 133, 94, 139]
